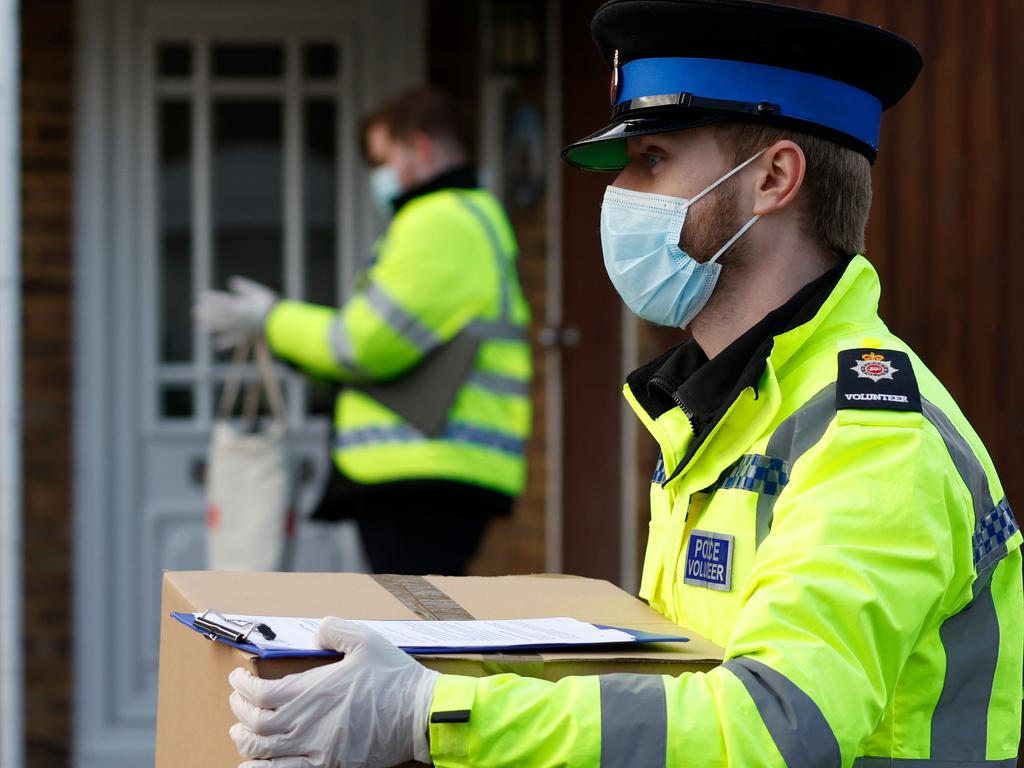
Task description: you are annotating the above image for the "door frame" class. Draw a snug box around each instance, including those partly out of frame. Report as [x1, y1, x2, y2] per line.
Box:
[72, 0, 424, 765]
[0, 1, 21, 766]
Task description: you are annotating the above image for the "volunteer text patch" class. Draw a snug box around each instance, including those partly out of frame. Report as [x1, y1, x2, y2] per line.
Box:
[836, 348, 920, 413]
[684, 530, 734, 591]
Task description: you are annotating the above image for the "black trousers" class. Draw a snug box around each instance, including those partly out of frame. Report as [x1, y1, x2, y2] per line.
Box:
[313, 471, 514, 576]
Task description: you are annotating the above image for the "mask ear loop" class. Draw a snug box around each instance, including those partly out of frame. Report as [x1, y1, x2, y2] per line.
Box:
[688, 147, 769, 265]
[686, 147, 768, 208]
[708, 214, 760, 265]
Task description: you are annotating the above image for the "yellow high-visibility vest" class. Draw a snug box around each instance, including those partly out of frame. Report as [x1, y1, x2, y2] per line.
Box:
[265, 186, 532, 497]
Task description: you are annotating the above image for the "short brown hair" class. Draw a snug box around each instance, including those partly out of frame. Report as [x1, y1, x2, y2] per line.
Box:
[716, 121, 872, 257]
[360, 86, 467, 161]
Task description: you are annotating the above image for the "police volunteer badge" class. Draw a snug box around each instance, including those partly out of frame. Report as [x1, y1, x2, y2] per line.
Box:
[684, 530, 734, 592]
[837, 348, 921, 412]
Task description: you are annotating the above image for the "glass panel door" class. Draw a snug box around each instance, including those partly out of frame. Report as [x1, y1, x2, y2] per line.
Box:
[151, 37, 347, 427]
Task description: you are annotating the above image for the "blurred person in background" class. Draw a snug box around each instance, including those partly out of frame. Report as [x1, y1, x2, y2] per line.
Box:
[195, 87, 532, 576]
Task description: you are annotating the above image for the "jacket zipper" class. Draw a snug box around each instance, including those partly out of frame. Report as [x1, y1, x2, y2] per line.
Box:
[650, 377, 700, 433]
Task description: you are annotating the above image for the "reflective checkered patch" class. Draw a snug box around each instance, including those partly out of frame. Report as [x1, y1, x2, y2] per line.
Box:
[718, 454, 790, 496]
[974, 498, 1019, 572]
[652, 454, 667, 485]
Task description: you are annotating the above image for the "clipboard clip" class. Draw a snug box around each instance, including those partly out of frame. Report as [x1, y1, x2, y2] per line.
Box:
[194, 609, 277, 644]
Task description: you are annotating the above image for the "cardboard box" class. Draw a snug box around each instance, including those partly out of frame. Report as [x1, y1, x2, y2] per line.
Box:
[156, 571, 724, 767]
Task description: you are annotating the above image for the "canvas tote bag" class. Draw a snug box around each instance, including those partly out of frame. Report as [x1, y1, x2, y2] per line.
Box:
[205, 338, 294, 571]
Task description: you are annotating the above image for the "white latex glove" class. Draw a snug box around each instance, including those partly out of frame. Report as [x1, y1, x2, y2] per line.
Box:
[193, 276, 278, 350]
[228, 618, 440, 768]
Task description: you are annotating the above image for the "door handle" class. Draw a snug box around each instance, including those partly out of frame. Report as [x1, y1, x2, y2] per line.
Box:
[537, 326, 580, 348]
[191, 458, 206, 487]
[298, 458, 315, 485]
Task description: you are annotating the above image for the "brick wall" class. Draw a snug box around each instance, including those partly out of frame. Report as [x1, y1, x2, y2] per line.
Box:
[20, 0, 74, 765]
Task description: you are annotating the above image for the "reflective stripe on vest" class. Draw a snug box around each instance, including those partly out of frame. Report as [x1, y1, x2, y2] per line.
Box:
[329, 314, 369, 377]
[466, 371, 530, 397]
[364, 281, 442, 355]
[456, 195, 513, 322]
[467, 318, 528, 341]
[599, 674, 667, 768]
[335, 423, 525, 456]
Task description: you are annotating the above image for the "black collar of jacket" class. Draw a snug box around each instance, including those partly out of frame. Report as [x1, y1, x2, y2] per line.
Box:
[392, 164, 479, 214]
[627, 260, 850, 447]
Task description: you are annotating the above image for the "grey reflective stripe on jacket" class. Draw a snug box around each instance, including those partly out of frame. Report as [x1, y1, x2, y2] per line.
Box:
[467, 318, 526, 341]
[853, 757, 1018, 767]
[335, 422, 525, 456]
[456, 195, 514, 324]
[754, 383, 837, 547]
[364, 281, 442, 355]
[599, 674, 666, 768]
[918, 398, 1006, 764]
[466, 371, 530, 397]
[724, 657, 841, 767]
[717, 381, 1011, 765]
[328, 315, 370, 378]
[711, 383, 838, 547]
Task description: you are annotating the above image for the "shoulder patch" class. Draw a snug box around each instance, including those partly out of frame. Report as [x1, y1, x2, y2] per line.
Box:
[836, 348, 921, 413]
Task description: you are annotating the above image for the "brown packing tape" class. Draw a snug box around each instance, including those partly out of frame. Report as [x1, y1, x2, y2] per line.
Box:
[372, 574, 475, 620]
[373, 575, 548, 674]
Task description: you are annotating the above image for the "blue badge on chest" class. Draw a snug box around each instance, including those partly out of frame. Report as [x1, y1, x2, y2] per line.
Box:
[684, 530, 734, 592]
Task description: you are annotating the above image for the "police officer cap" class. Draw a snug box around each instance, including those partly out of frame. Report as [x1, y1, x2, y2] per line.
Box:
[562, 0, 922, 170]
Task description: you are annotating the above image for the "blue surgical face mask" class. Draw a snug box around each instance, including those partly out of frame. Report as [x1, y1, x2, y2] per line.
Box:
[600, 149, 766, 328]
[369, 165, 402, 217]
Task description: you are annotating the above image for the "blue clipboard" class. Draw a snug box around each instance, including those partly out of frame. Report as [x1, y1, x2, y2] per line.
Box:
[171, 611, 688, 659]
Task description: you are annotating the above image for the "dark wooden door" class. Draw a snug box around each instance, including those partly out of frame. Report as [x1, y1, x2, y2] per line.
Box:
[558, 0, 625, 581]
[787, 4, 1024, 762]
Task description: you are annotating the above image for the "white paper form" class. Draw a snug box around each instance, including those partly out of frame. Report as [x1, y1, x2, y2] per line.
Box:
[209, 614, 635, 653]
[356, 618, 634, 649]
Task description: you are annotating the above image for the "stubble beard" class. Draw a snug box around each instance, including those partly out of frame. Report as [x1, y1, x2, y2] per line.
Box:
[680, 182, 751, 329]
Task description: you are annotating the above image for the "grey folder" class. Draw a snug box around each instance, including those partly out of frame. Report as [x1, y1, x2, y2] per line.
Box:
[358, 330, 481, 438]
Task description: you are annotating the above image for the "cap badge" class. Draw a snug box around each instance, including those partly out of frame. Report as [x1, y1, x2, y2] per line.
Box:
[851, 351, 898, 382]
[609, 49, 621, 105]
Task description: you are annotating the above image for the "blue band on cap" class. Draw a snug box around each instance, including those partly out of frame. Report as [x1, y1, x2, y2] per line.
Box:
[618, 57, 882, 150]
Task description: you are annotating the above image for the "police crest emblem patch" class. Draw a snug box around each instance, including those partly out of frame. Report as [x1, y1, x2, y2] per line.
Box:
[850, 351, 898, 382]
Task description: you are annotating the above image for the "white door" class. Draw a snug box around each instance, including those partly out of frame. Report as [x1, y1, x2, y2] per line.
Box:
[73, 1, 424, 765]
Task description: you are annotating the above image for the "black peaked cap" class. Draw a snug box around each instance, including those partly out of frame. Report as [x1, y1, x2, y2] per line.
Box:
[563, 0, 923, 170]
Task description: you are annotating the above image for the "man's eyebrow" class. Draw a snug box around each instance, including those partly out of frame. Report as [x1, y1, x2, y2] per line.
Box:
[626, 138, 659, 156]
[625, 138, 669, 157]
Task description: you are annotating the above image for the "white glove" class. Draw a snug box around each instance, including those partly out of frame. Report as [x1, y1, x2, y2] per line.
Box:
[228, 618, 440, 768]
[194, 276, 278, 350]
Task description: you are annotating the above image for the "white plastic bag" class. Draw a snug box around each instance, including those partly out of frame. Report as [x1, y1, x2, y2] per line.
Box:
[206, 339, 294, 571]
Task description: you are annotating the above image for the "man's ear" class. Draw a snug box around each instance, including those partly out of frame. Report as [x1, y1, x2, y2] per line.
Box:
[410, 131, 435, 168]
[751, 140, 806, 216]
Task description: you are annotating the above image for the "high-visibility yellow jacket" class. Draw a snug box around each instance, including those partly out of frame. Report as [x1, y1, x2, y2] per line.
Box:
[428, 256, 1023, 767]
[264, 186, 532, 497]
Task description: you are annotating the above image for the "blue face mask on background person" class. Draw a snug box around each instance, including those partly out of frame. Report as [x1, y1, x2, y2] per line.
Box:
[369, 165, 402, 217]
[600, 149, 766, 328]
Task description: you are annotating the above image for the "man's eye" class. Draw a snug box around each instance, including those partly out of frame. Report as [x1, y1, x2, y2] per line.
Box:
[645, 154, 662, 169]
